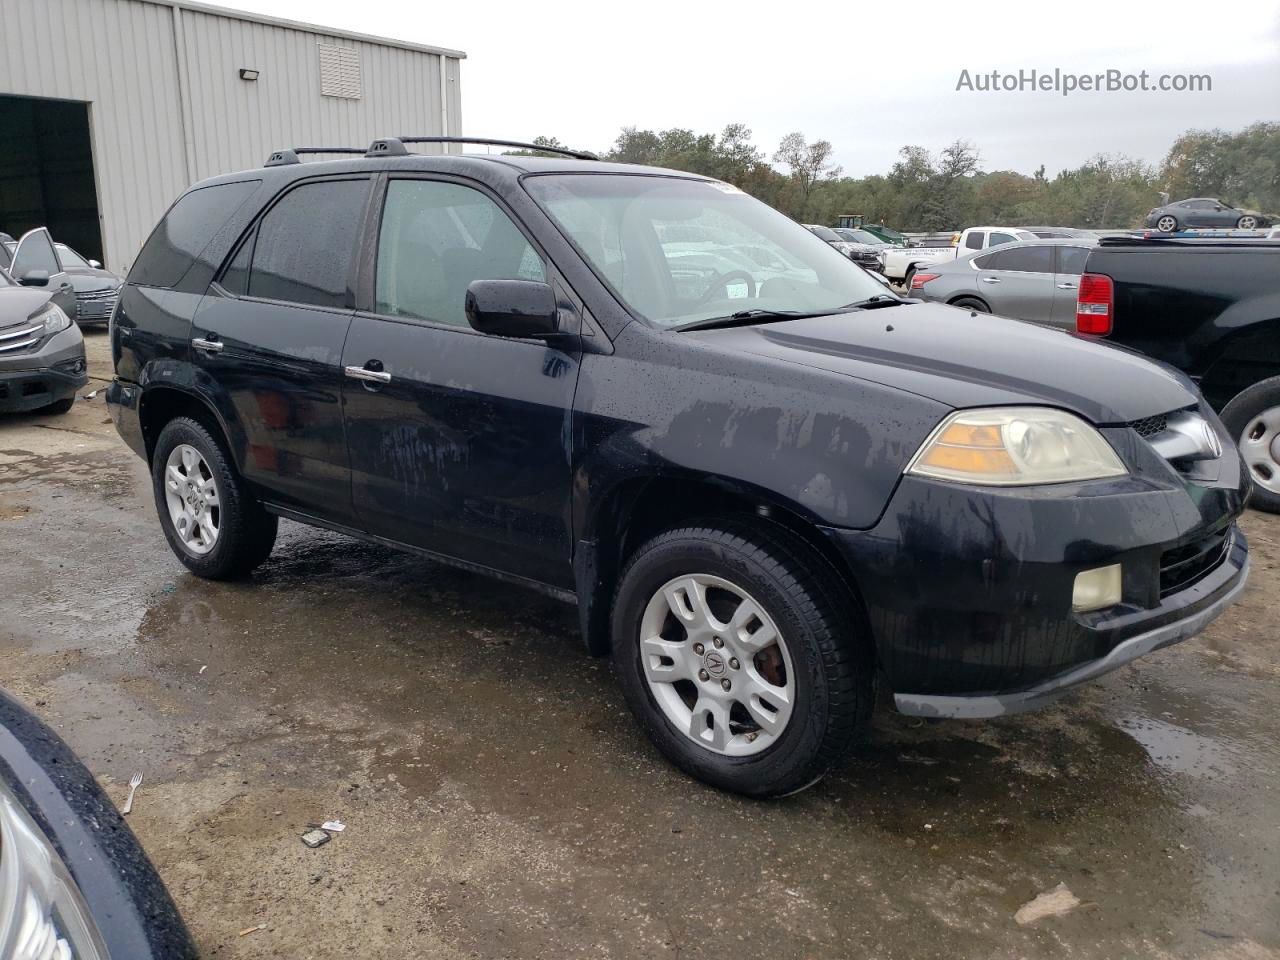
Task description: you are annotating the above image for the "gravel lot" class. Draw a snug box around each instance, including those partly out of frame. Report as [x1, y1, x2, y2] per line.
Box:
[2, 328, 1278, 959]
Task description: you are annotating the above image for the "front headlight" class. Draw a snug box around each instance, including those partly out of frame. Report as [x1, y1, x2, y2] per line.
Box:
[31, 303, 71, 336]
[0, 782, 109, 960]
[906, 407, 1127, 486]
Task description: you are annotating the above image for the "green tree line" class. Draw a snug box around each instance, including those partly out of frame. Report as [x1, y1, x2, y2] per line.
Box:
[517, 122, 1279, 230]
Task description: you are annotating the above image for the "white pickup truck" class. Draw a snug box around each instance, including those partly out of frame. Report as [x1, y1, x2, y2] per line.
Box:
[880, 226, 1038, 281]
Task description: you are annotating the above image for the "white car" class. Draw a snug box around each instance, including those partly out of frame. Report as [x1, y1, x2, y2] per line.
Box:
[881, 226, 1038, 282]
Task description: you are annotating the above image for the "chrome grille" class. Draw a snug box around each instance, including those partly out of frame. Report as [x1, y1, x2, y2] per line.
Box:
[76, 286, 119, 320]
[0, 322, 42, 353]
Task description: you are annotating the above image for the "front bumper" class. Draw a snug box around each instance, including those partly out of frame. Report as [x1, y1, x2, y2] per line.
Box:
[823, 439, 1251, 717]
[0, 362, 87, 412]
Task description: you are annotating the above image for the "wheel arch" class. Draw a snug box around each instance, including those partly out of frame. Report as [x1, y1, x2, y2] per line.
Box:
[947, 294, 991, 311]
[574, 473, 872, 658]
[137, 384, 235, 466]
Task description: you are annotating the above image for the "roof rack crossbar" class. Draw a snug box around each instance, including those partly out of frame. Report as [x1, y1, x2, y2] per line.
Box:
[366, 136, 598, 161]
[264, 147, 368, 167]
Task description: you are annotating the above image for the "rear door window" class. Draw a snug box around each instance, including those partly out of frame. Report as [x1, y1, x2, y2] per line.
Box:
[247, 178, 370, 308]
[982, 245, 1055, 273]
[130, 179, 261, 288]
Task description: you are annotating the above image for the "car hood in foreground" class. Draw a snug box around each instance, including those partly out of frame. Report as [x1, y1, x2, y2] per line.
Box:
[700, 301, 1198, 425]
[0, 287, 54, 325]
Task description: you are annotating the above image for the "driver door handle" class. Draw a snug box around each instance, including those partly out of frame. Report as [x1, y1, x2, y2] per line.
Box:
[345, 365, 391, 384]
[191, 336, 223, 353]
[980, 276, 1001, 284]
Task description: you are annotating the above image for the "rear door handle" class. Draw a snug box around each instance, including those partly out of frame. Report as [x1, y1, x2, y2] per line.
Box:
[980, 276, 1001, 283]
[344, 364, 391, 384]
[191, 336, 223, 353]
[1056, 282, 1077, 289]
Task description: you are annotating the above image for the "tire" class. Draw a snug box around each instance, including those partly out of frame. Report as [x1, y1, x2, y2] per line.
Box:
[1220, 376, 1280, 513]
[903, 267, 916, 291]
[39, 397, 75, 415]
[1155, 215, 1178, 232]
[151, 416, 278, 578]
[1236, 215, 1258, 230]
[611, 522, 873, 798]
[951, 296, 990, 313]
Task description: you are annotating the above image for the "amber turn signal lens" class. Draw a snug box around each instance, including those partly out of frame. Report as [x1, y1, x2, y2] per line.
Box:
[917, 444, 1017, 476]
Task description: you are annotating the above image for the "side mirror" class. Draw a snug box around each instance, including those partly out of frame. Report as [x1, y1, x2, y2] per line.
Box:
[89, 259, 102, 269]
[465, 279, 560, 339]
[18, 269, 49, 287]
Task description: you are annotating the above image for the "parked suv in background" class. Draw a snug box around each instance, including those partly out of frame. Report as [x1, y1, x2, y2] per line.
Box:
[54, 242, 125, 325]
[109, 140, 1249, 797]
[0, 229, 86, 415]
[1077, 236, 1280, 512]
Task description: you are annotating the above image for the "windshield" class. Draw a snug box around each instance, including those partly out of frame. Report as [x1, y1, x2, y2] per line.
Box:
[525, 175, 888, 328]
[835, 228, 881, 244]
[806, 225, 842, 242]
[54, 243, 90, 268]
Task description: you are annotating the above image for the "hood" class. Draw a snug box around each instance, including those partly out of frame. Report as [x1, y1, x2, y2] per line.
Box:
[699, 301, 1198, 425]
[66, 271, 121, 292]
[0, 287, 54, 327]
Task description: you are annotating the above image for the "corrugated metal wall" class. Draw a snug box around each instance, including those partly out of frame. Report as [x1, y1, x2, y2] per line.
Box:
[0, 0, 463, 271]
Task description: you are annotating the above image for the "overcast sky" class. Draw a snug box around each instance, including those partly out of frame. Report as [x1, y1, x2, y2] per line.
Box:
[236, 0, 1279, 177]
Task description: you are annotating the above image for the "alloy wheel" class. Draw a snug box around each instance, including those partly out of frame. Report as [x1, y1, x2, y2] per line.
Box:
[1238, 216, 1258, 230]
[1156, 216, 1177, 232]
[1241, 405, 1280, 495]
[163, 443, 221, 555]
[639, 573, 795, 757]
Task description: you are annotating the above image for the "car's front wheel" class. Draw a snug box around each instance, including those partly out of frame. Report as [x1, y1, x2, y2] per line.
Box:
[611, 523, 872, 797]
[1237, 215, 1259, 230]
[1155, 215, 1178, 232]
[151, 417, 278, 578]
[1222, 376, 1280, 513]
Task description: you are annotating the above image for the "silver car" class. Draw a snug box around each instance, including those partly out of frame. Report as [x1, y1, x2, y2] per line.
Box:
[908, 237, 1097, 329]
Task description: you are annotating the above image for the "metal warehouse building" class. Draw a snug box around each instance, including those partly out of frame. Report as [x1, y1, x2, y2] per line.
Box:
[0, 0, 464, 271]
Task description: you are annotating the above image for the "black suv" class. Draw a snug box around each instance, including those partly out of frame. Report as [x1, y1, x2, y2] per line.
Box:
[108, 138, 1250, 797]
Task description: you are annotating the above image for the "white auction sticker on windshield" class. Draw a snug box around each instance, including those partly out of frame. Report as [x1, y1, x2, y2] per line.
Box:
[726, 281, 750, 299]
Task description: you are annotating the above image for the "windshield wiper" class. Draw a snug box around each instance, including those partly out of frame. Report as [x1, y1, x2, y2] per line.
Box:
[840, 295, 907, 311]
[676, 309, 837, 332]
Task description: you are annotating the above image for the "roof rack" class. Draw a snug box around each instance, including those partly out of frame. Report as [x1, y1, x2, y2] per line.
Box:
[367, 136, 598, 161]
[264, 147, 368, 167]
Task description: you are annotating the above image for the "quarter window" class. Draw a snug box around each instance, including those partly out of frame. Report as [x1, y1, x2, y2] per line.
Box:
[1057, 246, 1091, 275]
[375, 179, 545, 327]
[130, 180, 260, 288]
[247, 179, 369, 308]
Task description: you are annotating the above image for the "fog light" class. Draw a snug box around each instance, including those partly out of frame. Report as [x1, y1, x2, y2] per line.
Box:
[1073, 564, 1122, 612]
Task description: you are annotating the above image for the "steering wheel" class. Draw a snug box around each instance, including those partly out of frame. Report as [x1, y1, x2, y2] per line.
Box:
[696, 270, 757, 305]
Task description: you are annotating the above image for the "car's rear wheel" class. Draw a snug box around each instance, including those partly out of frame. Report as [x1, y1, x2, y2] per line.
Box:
[151, 417, 278, 578]
[1221, 377, 1280, 513]
[1155, 215, 1179, 232]
[1237, 215, 1258, 230]
[611, 523, 872, 798]
[951, 296, 990, 313]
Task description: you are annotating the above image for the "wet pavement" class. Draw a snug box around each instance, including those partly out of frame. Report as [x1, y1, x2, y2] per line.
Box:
[1, 328, 1278, 959]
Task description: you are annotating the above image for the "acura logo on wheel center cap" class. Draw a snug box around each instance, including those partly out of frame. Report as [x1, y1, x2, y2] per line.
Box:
[703, 650, 727, 677]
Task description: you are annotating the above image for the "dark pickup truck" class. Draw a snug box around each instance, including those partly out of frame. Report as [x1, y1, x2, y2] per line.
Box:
[1079, 237, 1280, 512]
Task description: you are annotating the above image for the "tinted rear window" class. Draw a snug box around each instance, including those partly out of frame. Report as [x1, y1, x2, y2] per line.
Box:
[130, 179, 261, 288]
[982, 245, 1055, 273]
[247, 178, 368, 308]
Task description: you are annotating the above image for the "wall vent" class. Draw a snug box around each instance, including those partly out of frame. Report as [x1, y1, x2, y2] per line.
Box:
[318, 43, 362, 100]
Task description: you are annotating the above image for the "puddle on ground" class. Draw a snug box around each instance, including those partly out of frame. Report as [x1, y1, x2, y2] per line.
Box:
[1115, 715, 1238, 779]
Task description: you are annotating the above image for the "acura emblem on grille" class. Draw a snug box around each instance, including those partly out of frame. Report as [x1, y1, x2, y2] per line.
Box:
[1149, 411, 1223, 463]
